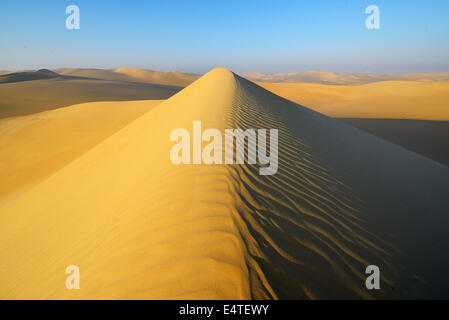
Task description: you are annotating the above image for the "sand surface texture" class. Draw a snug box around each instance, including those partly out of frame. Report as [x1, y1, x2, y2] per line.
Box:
[0, 68, 448, 299]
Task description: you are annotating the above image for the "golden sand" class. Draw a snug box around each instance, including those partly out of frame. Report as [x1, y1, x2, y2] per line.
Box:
[258, 81, 449, 120]
[0, 69, 449, 299]
[0, 100, 161, 201]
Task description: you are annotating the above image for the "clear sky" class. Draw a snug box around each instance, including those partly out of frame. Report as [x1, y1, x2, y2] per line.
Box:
[1, 0, 449, 74]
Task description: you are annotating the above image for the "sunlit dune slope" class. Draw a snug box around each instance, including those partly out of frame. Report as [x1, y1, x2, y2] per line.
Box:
[0, 100, 162, 201]
[258, 81, 449, 120]
[1, 68, 449, 299]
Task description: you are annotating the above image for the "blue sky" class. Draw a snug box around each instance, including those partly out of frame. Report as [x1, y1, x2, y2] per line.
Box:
[1, 0, 449, 73]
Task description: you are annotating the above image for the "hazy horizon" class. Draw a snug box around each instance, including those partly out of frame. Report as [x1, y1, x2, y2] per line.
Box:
[3, 67, 449, 76]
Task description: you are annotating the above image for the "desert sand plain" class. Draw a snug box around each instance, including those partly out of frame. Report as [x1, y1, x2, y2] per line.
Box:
[0, 67, 448, 299]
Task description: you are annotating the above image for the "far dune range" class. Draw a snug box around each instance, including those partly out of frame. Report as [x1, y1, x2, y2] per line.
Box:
[2, 67, 448, 120]
[0, 68, 449, 299]
[54, 67, 200, 87]
[1, 67, 449, 170]
[239, 70, 449, 85]
[0, 69, 180, 119]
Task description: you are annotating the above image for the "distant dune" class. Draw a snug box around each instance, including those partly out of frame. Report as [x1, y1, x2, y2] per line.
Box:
[240, 70, 449, 85]
[55, 67, 200, 87]
[114, 67, 200, 87]
[55, 67, 449, 86]
[1, 68, 448, 299]
[0, 69, 68, 84]
[257, 81, 449, 120]
[53, 68, 130, 81]
[0, 77, 179, 119]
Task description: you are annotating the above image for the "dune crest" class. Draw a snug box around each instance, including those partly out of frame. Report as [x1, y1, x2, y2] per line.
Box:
[1, 68, 449, 299]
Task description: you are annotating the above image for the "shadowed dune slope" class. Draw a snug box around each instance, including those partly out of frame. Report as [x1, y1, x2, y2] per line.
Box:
[339, 118, 449, 167]
[0, 68, 449, 299]
[0, 79, 179, 119]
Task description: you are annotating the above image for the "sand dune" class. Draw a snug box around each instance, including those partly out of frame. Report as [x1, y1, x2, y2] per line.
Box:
[114, 67, 200, 87]
[0, 100, 162, 201]
[0, 69, 68, 84]
[0, 78, 178, 119]
[240, 71, 449, 85]
[55, 67, 449, 86]
[258, 81, 449, 120]
[54, 68, 132, 82]
[0, 68, 449, 299]
[55, 67, 199, 87]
